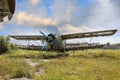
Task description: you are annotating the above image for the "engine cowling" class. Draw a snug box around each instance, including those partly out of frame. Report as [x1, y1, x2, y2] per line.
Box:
[46, 33, 55, 43]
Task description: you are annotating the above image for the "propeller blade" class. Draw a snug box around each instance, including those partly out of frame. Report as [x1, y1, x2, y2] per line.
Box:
[40, 31, 48, 37]
[52, 39, 61, 47]
[41, 42, 48, 50]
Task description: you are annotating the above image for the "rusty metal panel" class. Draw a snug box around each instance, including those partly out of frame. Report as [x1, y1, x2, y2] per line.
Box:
[17, 45, 42, 50]
[9, 35, 46, 40]
[61, 29, 117, 40]
[65, 44, 104, 51]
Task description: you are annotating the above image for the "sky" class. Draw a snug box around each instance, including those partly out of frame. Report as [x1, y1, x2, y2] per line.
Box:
[0, 0, 120, 45]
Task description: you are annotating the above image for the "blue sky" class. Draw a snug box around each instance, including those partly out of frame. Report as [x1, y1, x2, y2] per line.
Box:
[0, 0, 120, 45]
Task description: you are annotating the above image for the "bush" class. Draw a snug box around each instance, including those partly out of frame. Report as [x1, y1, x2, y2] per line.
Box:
[0, 36, 8, 54]
[9, 43, 17, 50]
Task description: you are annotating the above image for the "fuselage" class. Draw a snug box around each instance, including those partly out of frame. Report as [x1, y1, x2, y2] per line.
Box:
[46, 34, 65, 52]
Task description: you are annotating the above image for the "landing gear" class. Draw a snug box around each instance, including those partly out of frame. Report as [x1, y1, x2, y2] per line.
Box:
[42, 49, 68, 59]
[63, 47, 68, 57]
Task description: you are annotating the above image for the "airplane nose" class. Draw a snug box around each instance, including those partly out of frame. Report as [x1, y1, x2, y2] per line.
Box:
[40, 31, 61, 50]
[46, 34, 55, 43]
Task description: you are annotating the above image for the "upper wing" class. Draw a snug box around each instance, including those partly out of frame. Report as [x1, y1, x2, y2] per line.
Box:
[9, 35, 46, 40]
[61, 29, 117, 40]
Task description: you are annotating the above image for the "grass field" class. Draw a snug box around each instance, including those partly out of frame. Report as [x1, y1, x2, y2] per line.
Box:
[0, 49, 120, 80]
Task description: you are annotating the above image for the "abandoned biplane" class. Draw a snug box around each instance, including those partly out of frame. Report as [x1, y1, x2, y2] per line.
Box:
[0, 0, 15, 22]
[9, 29, 117, 52]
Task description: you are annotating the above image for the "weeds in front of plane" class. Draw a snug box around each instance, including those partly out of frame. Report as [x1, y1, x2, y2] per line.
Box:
[0, 49, 120, 80]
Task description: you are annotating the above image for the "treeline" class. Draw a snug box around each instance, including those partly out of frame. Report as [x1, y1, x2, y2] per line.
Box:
[0, 36, 16, 54]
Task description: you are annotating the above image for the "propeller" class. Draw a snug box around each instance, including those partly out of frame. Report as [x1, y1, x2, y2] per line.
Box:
[40, 31, 48, 37]
[40, 31, 61, 50]
[41, 42, 48, 50]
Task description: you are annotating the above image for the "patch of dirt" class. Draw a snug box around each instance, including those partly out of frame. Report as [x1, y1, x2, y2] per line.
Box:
[25, 59, 56, 77]
[10, 77, 32, 80]
[25, 59, 46, 75]
[34, 68, 45, 75]
[26, 59, 54, 67]
[26, 59, 38, 67]
[40, 59, 55, 62]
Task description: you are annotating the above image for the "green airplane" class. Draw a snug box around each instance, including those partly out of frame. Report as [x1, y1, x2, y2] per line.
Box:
[0, 0, 15, 22]
[9, 29, 117, 52]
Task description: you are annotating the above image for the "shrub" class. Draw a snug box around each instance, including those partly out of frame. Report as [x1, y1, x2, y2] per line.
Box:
[9, 43, 17, 50]
[0, 36, 8, 54]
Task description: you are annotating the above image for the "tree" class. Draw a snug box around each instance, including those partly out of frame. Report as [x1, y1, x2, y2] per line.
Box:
[0, 36, 8, 54]
[9, 43, 17, 50]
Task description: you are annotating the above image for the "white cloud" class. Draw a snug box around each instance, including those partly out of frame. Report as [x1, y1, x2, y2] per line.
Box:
[30, 0, 41, 6]
[87, 0, 118, 27]
[17, 11, 57, 27]
[16, 0, 120, 32]
[58, 24, 97, 34]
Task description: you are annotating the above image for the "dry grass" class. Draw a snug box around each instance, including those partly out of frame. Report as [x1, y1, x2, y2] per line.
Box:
[0, 49, 120, 80]
[33, 49, 120, 80]
[0, 58, 31, 79]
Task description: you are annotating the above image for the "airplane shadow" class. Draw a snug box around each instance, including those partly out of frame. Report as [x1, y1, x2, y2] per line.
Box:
[42, 53, 68, 59]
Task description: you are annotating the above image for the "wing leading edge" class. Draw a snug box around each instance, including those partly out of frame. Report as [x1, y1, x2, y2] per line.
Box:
[9, 35, 45, 40]
[61, 29, 117, 40]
